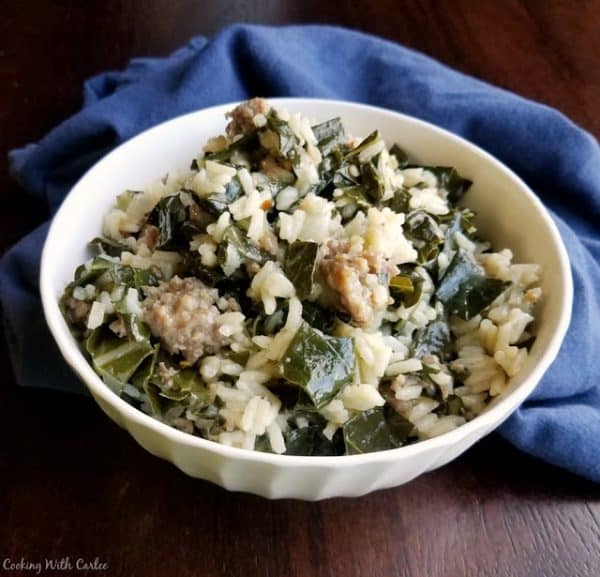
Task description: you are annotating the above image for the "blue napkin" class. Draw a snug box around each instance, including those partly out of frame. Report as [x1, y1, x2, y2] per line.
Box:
[2, 24, 599, 482]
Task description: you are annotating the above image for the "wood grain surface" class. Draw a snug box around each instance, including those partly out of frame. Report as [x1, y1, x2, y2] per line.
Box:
[1, 2, 599, 576]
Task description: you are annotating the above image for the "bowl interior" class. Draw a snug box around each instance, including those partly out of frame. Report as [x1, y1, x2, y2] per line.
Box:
[40, 98, 572, 463]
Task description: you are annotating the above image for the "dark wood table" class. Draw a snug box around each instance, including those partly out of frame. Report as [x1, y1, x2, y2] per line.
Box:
[1, 2, 599, 576]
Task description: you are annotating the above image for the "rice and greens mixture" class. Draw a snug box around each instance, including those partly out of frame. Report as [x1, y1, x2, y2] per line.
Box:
[61, 98, 542, 456]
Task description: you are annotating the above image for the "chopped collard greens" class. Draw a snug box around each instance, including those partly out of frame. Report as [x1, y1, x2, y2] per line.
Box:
[62, 98, 543, 455]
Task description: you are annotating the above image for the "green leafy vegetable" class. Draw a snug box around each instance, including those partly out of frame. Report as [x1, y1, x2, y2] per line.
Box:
[301, 301, 336, 334]
[389, 143, 409, 168]
[66, 258, 157, 299]
[283, 392, 345, 455]
[285, 426, 344, 456]
[284, 241, 318, 299]
[424, 167, 472, 203]
[267, 110, 301, 163]
[131, 346, 159, 391]
[192, 176, 244, 217]
[131, 347, 161, 414]
[309, 118, 349, 195]
[139, 351, 217, 421]
[312, 117, 346, 157]
[204, 132, 260, 164]
[148, 352, 214, 405]
[179, 253, 226, 287]
[248, 304, 287, 336]
[89, 237, 131, 258]
[441, 209, 477, 247]
[362, 162, 385, 203]
[438, 394, 464, 416]
[404, 211, 445, 264]
[412, 319, 453, 362]
[153, 194, 187, 249]
[332, 163, 361, 188]
[192, 404, 224, 439]
[436, 251, 510, 320]
[385, 189, 411, 214]
[389, 274, 414, 294]
[312, 157, 339, 197]
[86, 328, 154, 395]
[69, 256, 115, 288]
[389, 270, 422, 308]
[343, 405, 413, 454]
[218, 225, 269, 276]
[344, 131, 380, 162]
[331, 160, 379, 217]
[262, 308, 287, 335]
[434, 209, 479, 281]
[254, 434, 273, 453]
[158, 369, 203, 402]
[280, 322, 355, 409]
[336, 185, 372, 211]
[108, 264, 158, 291]
[285, 391, 325, 424]
[119, 313, 151, 342]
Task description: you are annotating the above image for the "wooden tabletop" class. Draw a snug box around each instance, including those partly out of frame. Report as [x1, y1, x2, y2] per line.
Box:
[1, 2, 599, 576]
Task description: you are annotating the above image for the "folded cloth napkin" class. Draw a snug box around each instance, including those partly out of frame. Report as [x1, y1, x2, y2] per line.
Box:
[2, 24, 599, 482]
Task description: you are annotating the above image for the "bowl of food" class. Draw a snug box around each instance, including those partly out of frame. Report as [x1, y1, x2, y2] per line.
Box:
[40, 98, 572, 499]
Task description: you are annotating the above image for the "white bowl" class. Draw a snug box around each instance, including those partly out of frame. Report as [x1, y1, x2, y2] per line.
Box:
[40, 98, 572, 500]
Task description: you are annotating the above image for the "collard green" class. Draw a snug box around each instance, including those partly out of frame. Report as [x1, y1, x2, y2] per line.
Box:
[267, 110, 301, 164]
[89, 237, 131, 258]
[218, 224, 269, 276]
[301, 301, 336, 334]
[285, 426, 345, 456]
[86, 328, 154, 395]
[193, 176, 244, 217]
[404, 211, 445, 264]
[67, 257, 158, 293]
[204, 131, 260, 164]
[420, 166, 472, 203]
[153, 194, 188, 249]
[362, 162, 385, 203]
[280, 322, 355, 409]
[389, 143, 409, 168]
[283, 241, 319, 299]
[436, 251, 510, 320]
[389, 269, 422, 308]
[344, 130, 379, 162]
[412, 319, 453, 362]
[343, 406, 413, 454]
[312, 117, 346, 157]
